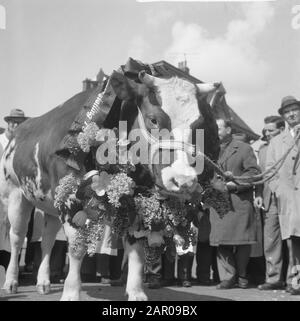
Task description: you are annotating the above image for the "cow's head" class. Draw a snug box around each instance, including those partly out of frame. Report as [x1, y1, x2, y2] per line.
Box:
[110, 67, 220, 197]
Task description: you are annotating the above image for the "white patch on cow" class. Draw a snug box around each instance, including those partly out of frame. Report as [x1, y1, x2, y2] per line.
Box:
[155, 77, 199, 191]
[34, 143, 44, 197]
[157, 77, 198, 130]
[1, 140, 57, 215]
[20, 143, 46, 202]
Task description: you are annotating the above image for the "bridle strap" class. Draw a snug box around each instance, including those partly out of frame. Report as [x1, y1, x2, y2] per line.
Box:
[136, 107, 197, 163]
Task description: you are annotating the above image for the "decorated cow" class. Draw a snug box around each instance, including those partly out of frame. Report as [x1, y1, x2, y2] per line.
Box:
[0, 58, 226, 301]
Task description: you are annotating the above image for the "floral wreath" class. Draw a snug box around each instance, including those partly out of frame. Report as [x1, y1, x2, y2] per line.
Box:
[54, 122, 230, 263]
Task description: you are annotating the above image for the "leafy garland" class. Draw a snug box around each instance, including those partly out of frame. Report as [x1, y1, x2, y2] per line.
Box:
[54, 121, 230, 259]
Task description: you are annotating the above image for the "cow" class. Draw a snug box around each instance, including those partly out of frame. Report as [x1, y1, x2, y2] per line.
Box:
[0, 60, 221, 301]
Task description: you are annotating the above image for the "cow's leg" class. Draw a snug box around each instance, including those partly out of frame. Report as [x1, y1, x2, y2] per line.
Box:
[36, 213, 61, 294]
[3, 189, 33, 294]
[126, 240, 148, 301]
[60, 222, 86, 301]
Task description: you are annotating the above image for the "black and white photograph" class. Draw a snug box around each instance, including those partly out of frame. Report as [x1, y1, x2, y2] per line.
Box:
[0, 0, 300, 305]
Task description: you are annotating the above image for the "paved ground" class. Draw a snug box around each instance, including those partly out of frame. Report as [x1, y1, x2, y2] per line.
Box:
[1, 278, 300, 301]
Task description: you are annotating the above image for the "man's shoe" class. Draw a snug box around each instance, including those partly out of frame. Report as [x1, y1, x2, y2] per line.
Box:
[237, 277, 249, 289]
[258, 282, 284, 291]
[289, 287, 300, 295]
[99, 277, 111, 286]
[285, 284, 293, 293]
[216, 280, 235, 290]
[182, 280, 192, 288]
[148, 278, 161, 289]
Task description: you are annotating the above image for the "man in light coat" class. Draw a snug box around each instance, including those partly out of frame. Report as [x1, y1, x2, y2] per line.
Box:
[254, 116, 286, 290]
[266, 96, 300, 295]
[0, 109, 28, 270]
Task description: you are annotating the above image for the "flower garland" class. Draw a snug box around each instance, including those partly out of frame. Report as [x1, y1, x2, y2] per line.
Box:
[54, 121, 230, 261]
[76, 122, 100, 153]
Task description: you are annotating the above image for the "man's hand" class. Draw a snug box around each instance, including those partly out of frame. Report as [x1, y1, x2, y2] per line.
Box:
[254, 196, 263, 209]
[294, 124, 300, 136]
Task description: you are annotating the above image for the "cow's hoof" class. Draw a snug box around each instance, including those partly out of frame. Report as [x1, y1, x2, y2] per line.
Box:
[3, 280, 18, 294]
[36, 281, 51, 294]
[127, 291, 148, 301]
[60, 292, 80, 301]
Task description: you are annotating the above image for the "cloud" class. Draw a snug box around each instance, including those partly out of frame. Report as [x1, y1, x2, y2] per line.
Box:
[127, 7, 175, 62]
[145, 8, 175, 30]
[164, 3, 275, 108]
[127, 35, 151, 60]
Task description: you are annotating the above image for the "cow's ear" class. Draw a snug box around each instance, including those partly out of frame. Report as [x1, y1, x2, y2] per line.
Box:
[110, 71, 133, 100]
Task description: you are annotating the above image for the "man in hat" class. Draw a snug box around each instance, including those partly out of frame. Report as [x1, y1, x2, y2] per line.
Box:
[210, 118, 261, 289]
[0, 109, 28, 270]
[266, 96, 300, 295]
[254, 116, 286, 290]
[0, 109, 28, 149]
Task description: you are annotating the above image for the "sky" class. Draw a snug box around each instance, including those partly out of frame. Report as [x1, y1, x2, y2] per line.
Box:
[0, 0, 299, 140]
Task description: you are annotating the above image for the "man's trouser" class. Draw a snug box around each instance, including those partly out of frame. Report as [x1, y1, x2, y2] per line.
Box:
[263, 195, 283, 284]
[217, 244, 251, 282]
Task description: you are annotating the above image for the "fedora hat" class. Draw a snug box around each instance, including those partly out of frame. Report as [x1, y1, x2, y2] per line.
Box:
[278, 96, 300, 115]
[4, 109, 28, 123]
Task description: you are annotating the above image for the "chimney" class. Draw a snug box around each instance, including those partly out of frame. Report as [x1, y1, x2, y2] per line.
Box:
[178, 60, 190, 74]
[82, 78, 98, 91]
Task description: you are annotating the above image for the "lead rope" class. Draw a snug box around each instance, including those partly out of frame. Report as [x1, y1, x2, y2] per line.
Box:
[136, 106, 300, 188]
[193, 130, 300, 186]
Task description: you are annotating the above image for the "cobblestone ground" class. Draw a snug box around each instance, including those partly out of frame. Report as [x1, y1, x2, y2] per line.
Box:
[1, 276, 300, 301]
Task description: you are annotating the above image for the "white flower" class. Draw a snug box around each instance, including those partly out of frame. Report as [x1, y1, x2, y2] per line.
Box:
[91, 171, 112, 196]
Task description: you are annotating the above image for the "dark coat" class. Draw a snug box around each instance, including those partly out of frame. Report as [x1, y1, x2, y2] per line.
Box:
[210, 138, 261, 246]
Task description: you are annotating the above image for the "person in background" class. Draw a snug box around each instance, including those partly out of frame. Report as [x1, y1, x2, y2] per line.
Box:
[210, 118, 261, 289]
[0, 109, 28, 271]
[176, 222, 197, 288]
[194, 207, 219, 286]
[143, 245, 176, 289]
[265, 96, 300, 295]
[24, 209, 35, 273]
[95, 222, 123, 286]
[254, 115, 286, 290]
[28, 210, 67, 283]
[28, 209, 45, 280]
[50, 226, 68, 283]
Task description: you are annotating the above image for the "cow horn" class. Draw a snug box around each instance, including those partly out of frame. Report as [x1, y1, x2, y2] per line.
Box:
[138, 70, 156, 87]
[197, 82, 219, 94]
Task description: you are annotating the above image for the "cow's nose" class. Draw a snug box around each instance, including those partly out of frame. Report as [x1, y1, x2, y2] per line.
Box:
[175, 177, 198, 193]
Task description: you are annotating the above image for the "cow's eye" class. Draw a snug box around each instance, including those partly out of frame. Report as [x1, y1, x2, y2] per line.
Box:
[150, 118, 158, 125]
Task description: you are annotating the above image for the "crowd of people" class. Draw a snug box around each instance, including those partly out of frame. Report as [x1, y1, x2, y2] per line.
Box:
[0, 94, 300, 297]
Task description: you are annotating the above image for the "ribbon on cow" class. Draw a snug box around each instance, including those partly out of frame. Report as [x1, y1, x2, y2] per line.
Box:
[55, 73, 117, 170]
[55, 58, 157, 170]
